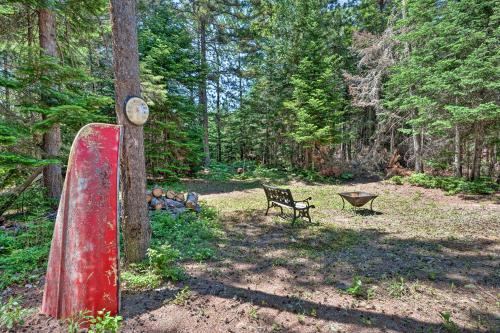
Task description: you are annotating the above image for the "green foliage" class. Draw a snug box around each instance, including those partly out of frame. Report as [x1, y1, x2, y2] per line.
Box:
[384, 0, 499, 171]
[0, 297, 33, 329]
[388, 277, 410, 298]
[407, 174, 498, 195]
[439, 311, 459, 333]
[388, 176, 404, 185]
[197, 162, 339, 184]
[121, 204, 221, 287]
[120, 268, 162, 291]
[0, 56, 111, 178]
[0, 216, 53, 290]
[346, 276, 376, 300]
[87, 310, 122, 333]
[65, 309, 122, 333]
[150, 207, 220, 261]
[340, 172, 354, 181]
[168, 286, 192, 306]
[248, 306, 259, 320]
[138, 1, 203, 180]
[147, 243, 186, 281]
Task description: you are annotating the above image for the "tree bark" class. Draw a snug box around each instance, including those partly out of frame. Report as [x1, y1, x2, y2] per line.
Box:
[488, 144, 497, 179]
[470, 122, 483, 181]
[3, 53, 10, 111]
[110, 0, 150, 263]
[199, 16, 210, 167]
[215, 70, 222, 162]
[390, 127, 395, 154]
[465, 138, 471, 180]
[39, 5, 62, 200]
[453, 125, 462, 177]
[412, 128, 424, 173]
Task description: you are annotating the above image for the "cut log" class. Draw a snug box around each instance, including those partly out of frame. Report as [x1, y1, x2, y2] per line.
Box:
[150, 197, 163, 210]
[146, 191, 152, 203]
[174, 193, 185, 202]
[152, 187, 164, 198]
[165, 190, 176, 200]
[164, 198, 185, 209]
[185, 192, 199, 211]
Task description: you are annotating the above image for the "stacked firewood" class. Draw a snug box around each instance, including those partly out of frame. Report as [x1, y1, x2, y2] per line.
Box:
[146, 187, 200, 216]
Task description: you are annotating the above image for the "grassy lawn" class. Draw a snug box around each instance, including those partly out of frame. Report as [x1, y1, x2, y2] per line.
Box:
[177, 178, 499, 332]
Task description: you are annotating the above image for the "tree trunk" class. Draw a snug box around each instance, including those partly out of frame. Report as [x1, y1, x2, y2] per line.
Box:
[3, 53, 10, 111]
[470, 122, 483, 181]
[39, 5, 63, 200]
[390, 127, 395, 154]
[199, 16, 210, 167]
[347, 139, 352, 162]
[465, 138, 471, 180]
[488, 144, 497, 179]
[453, 125, 462, 177]
[412, 128, 423, 173]
[110, 0, 150, 263]
[215, 72, 222, 163]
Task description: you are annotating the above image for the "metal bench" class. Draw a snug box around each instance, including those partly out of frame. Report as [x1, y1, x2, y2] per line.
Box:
[263, 184, 315, 223]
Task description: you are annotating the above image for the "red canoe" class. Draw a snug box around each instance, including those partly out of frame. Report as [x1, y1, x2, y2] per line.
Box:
[42, 123, 122, 319]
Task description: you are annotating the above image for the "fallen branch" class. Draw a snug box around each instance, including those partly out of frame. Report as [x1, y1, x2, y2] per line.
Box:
[0, 166, 44, 216]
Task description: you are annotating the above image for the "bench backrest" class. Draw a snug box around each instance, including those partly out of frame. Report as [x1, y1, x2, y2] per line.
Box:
[263, 184, 294, 206]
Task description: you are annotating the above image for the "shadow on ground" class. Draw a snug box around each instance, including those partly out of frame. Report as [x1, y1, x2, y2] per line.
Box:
[122, 208, 499, 332]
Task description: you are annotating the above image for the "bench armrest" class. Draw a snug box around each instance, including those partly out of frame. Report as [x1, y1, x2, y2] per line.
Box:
[295, 197, 312, 204]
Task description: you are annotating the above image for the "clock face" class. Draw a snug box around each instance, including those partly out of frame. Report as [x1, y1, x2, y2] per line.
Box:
[125, 97, 149, 125]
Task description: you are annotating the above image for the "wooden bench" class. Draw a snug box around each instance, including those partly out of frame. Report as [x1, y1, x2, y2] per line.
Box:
[263, 184, 315, 223]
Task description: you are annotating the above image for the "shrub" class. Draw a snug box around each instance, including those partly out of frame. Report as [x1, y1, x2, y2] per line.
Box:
[389, 175, 404, 185]
[150, 207, 220, 261]
[407, 174, 498, 195]
[121, 269, 162, 291]
[67, 309, 122, 333]
[0, 218, 53, 290]
[340, 172, 354, 180]
[136, 203, 221, 284]
[0, 297, 33, 329]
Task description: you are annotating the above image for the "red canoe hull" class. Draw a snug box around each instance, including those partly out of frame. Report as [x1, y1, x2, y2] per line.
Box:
[42, 123, 122, 319]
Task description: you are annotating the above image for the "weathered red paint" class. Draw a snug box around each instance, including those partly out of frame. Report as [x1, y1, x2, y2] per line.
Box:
[42, 123, 122, 319]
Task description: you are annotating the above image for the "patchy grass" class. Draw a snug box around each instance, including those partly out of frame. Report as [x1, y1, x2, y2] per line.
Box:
[2, 177, 498, 332]
[191, 178, 498, 332]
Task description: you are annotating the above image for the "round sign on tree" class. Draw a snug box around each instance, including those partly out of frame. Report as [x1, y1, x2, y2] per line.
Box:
[125, 97, 149, 125]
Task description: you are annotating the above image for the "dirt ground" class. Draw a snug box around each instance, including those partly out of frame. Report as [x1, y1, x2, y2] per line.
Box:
[5, 179, 500, 332]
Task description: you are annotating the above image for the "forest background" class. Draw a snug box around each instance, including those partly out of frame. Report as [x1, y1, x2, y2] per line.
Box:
[1, 0, 499, 199]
